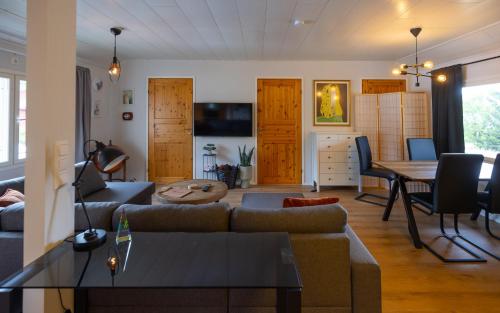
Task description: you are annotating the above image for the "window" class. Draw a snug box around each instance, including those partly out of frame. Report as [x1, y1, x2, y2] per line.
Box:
[462, 83, 500, 160]
[0, 72, 26, 167]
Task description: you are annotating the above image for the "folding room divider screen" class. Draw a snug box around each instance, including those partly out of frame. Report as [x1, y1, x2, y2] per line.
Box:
[354, 92, 430, 192]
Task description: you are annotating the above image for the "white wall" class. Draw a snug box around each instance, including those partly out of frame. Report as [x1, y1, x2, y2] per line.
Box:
[115, 60, 396, 185]
[0, 48, 119, 180]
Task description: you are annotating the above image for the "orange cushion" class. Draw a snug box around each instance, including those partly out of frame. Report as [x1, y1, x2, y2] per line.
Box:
[0, 188, 25, 207]
[283, 197, 339, 208]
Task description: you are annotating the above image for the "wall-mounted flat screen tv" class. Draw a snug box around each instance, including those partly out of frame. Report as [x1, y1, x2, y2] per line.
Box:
[193, 103, 253, 137]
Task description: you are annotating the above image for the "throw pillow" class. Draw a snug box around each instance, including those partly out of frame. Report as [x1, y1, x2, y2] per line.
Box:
[0, 188, 25, 207]
[283, 197, 339, 208]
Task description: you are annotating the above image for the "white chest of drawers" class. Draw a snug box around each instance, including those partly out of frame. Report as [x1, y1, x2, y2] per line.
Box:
[312, 132, 360, 191]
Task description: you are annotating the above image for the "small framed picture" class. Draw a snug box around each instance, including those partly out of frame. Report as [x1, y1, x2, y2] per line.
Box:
[93, 100, 103, 118]
[313, 80, 351, 126]
[122, 90, 133, 105]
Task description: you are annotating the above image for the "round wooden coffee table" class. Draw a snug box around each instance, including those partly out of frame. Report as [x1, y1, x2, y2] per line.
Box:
[155, 179, 228, 205]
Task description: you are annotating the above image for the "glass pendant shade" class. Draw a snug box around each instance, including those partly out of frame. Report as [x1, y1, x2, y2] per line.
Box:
[108, 56, 121, 82]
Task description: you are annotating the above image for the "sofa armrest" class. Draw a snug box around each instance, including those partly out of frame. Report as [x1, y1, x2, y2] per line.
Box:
[345, 225, 381, 313]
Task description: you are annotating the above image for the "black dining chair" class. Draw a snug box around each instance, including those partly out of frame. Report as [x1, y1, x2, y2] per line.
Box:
[476, 154, 500, 240]
[409, 153, 497, 262]
[407, 138, 437, 161]
[407, 138, 437, 216]
[355, 136, 396, 207]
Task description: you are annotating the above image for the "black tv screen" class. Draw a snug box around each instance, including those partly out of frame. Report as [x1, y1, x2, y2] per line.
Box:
[193, 103, 253, 137]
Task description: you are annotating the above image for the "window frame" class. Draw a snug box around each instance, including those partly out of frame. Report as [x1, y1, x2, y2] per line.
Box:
[14, 75, 26, 164]
[0, 70, 26, 168]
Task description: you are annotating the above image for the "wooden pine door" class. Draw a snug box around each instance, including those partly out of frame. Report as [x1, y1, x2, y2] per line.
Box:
[148, 78, 193, 183]
[362, 79, 406, 94]
[257, 79, 302, 184]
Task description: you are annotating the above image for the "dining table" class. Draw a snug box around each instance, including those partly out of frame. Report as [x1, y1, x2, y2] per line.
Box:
[372, 160, 494, 249]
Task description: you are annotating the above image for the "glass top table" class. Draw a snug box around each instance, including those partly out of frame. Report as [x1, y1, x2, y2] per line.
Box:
[1, 232, 301, 290]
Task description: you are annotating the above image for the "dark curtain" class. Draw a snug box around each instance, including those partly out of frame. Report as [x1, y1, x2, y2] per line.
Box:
[75, 66, 92, 162]
[431, 64, 465, 156]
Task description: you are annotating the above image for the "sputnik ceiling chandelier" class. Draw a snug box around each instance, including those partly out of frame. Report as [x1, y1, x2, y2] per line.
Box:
[392, 27, 447, 87]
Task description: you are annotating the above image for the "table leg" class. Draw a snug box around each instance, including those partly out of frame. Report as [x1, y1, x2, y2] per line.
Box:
[382, 178, 400, 221]
[277, 288, 301, 313]
[398, 176, 423, 249]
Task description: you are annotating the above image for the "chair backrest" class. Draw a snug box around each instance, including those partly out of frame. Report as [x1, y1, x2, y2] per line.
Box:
[488, 154, 500, 214]
[433, 153, 483, 214]
[407, 138, 437, 161]
[355, 136, 372, 174]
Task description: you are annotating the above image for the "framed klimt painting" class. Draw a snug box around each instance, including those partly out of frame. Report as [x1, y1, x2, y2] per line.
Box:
[313, 80, 351, 126]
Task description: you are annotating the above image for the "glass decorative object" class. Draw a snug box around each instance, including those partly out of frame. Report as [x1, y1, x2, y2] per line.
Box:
[116, 209, 132, 244]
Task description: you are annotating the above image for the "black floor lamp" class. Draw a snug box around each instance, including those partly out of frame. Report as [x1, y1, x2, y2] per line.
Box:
[72, 140, 127, 251]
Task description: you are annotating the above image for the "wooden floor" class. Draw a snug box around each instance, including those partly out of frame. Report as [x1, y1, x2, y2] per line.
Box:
[218, 185, 500, 313]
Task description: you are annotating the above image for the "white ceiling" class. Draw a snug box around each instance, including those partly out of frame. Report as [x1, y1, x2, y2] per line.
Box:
[0, 0, 500, 63]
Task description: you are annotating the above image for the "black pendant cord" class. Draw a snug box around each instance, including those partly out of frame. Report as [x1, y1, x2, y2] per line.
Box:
[415, 35, 420, 86]
[113, 34, 117, 58]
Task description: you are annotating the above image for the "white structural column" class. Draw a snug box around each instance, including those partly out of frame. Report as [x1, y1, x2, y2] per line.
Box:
[24, 0, 77, 312]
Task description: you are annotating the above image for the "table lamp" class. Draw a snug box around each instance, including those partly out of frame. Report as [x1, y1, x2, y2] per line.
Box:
[72, 140, 127, 251]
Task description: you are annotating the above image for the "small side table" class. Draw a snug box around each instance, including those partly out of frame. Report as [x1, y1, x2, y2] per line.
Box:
[203, 153, 217, 180]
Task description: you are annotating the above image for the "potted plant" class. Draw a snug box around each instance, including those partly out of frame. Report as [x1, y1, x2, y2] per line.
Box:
[238, 145, 254, 189]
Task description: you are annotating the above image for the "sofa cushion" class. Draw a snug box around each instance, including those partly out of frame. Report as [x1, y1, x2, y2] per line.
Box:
[0, 177, 25, 196]
[241, 192, 304, 209]
[283, 197, 339, 208]
[112, 202, 232, 232]
[75, 202, 121, 232]
[0, 201, 121, 232]
[229, 234, 352, 310]
[0, 202, 25, 231]
[83, 182, 155, 204]
[231, 204, 347, 233]
[75, 161, 107, 198]
[0, 189, 25, 207]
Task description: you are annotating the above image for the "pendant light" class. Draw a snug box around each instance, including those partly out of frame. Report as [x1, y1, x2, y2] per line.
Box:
[108, 27, 123, 82]
[392, 27, 447, 86]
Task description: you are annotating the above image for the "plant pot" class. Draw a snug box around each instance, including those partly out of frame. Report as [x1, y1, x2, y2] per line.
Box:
[239, 166, 252, 189]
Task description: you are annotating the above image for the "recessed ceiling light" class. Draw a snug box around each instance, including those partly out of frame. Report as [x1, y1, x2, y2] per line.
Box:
[292, 19, 313, 26]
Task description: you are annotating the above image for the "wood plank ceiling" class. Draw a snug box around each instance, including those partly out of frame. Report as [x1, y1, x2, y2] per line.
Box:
[0, 0, 499, 63]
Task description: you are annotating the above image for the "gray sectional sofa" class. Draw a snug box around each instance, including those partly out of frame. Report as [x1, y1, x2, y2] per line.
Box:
[0, 191, 381, 313]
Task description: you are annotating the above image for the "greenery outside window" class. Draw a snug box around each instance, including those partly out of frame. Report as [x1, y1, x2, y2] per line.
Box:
[462, 82, 500, 161]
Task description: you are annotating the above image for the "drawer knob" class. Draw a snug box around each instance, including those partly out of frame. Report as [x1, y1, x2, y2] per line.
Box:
[328, 156, 331, 159]
[349, 178, 352, 181]
[348, 156, 351, 159]
[348, 167, 352, 170]
[328, 145, 331, 148]
[328, 167, 332, 170]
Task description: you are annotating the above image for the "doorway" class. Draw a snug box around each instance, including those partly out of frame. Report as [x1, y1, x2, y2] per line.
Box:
[256, 78, 302, 184]
[148, 78, 193, 183]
